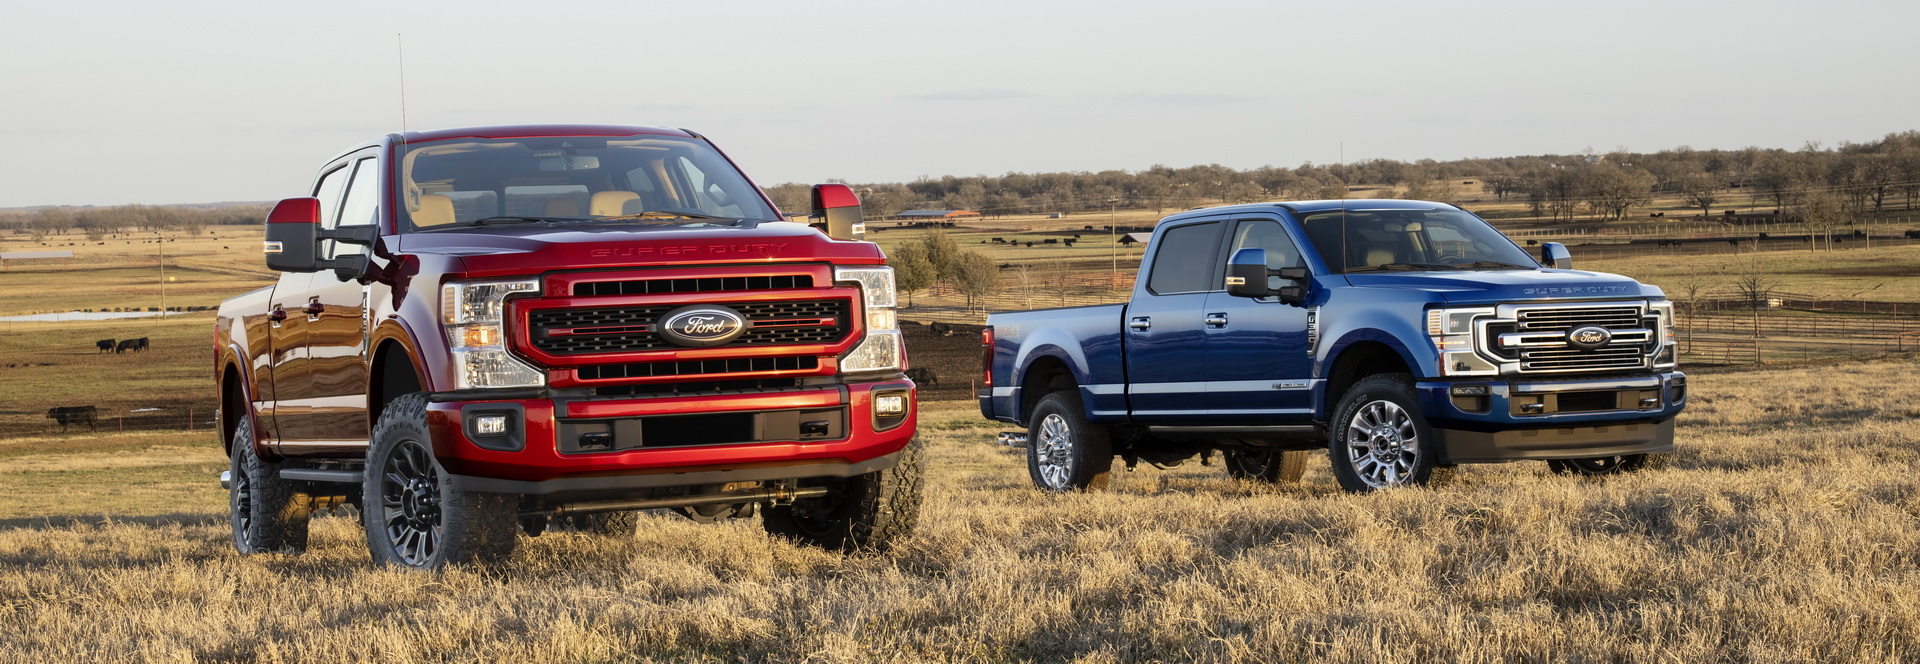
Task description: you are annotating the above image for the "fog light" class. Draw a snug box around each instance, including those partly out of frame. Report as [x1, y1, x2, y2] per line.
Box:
[473, 413, 509, 436]
[874, 394, 906, 418]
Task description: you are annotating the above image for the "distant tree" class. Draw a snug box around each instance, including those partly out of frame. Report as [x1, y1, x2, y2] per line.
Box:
[918, 231, 960, 284]
[1042, 259, 1079, 306]
[1796, 189, 1849, 252]
[761, 183, 810, 215]
[951, 250, 1000, 311]
[1732, 259, 1774, 338]
[889, 242, 934, 308]
[1581, 164, 1655, 220]
[1676, 172, 1724, 217]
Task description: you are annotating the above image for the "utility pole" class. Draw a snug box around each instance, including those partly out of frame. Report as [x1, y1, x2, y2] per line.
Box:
[1108, 198, 1119, 284]
[158, 231, 167, 316]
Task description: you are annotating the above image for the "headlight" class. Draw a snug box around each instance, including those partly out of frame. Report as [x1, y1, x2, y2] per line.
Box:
[441, 278, 544, 389]
[835, 266, 903, 374]
[1427, 307, 1497, 376]
[1650, 301, 1678, 369]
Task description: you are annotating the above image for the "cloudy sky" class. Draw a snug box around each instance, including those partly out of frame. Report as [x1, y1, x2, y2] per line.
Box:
[2, 0, 1913, 208]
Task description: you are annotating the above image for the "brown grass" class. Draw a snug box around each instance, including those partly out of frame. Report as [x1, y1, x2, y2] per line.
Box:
[3, 359, 1919, 662]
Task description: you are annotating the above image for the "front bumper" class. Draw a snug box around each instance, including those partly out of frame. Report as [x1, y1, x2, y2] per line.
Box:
[424, 380, 916, 495]
[1419, 371, 1685, 463]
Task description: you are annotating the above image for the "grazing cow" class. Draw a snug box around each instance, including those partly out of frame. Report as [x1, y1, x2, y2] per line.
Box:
[905, 367, 940, 387]
[96, 339, 116, 353]
[929, 322, 954, 337]
[136, 337, 149, 351]
[46, 405, 98, 431]
[115, 339, 137, 353]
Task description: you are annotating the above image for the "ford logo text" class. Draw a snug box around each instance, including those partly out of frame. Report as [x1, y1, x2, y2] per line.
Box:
[658, 306, 749, 347]
[1566, 326, 1613, 350]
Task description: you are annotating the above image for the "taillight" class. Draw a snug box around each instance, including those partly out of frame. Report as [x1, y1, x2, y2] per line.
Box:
[980, 326, 995, 387]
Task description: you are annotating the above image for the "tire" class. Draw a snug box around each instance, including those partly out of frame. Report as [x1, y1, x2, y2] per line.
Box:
[763, 437, 924, 552]
[1025, 391, 1114, 491]
[363, 393, 517, 569]
[1548, 452, 1670, 476]
[228, 417, 313, 554]
[1328, 374, 1443, 492]
[1224, 449, 1308, 483]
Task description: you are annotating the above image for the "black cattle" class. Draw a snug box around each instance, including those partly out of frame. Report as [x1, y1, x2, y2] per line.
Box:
[46, 405, 98, 431]
[136, 337, 149, 351]
[115, 339, 137, 353]
[96, 338, 116, 352]
[905, 367, 940, 387]
[929, 322, 955, 337]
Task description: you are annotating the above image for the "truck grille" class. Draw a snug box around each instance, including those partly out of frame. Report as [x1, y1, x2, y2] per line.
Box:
[574, 274, 813, 297]
[1486, 303, 1659, 374]
[530, 300, 848, 355]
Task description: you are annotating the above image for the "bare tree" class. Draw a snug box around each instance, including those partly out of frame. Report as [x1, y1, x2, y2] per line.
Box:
[1676, 172, 1724, 217]
[1732, 260, 1774, 338]
[1797, 189, 1849, 252]
[1042, 259, 1079, 306]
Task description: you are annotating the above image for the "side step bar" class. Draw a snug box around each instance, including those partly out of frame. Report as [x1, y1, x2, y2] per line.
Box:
[280, 468, 365, 484]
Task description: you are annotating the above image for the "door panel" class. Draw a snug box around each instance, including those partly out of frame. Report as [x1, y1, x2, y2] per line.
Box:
[1202, 218, 1314, 421]
[1123, 220, 1225, 421]
[273, 156, 374, 452]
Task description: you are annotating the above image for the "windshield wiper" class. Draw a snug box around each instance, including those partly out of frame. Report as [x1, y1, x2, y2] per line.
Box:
[1346, 263, 1453, 273]
[595, 210, 737, 221]
[1456, 261, 1537, 270]
[466, 216, 584, 227]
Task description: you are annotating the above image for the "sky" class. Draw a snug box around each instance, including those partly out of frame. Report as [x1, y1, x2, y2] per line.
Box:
[2, 0, 1915, 208]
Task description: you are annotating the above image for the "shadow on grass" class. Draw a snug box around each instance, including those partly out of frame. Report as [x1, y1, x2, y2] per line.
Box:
[0, 512, 223, 531]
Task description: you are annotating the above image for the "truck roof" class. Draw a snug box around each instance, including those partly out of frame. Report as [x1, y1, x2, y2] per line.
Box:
[401, 124, 695, 143]
[1163, 199, 1459, 223]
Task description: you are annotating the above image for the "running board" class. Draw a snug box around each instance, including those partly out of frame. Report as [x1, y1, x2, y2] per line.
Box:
[1146, 425, 1322, 438]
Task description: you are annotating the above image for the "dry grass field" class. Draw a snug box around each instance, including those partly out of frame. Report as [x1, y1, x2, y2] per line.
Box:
[3, 358, 1919, 662]
[3, 212, 1919, 661]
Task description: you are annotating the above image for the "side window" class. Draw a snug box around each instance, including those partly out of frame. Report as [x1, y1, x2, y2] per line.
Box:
[1229, 219, 1303, 292]
[677, 156, 744, 217]
[1146, 221, 1224, 295]
[311, 165, 350, 228]
[326, 158, 379, 259]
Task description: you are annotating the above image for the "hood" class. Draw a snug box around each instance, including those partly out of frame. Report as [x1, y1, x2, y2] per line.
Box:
[1340, 269, 1663, 305]
[396, 222, 883, 278]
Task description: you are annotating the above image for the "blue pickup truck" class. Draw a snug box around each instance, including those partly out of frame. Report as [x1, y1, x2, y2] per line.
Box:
[979, 199, 1685, 492]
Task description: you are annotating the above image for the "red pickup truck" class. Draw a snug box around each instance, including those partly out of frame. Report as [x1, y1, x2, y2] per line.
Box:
[215, 124, 920, 568]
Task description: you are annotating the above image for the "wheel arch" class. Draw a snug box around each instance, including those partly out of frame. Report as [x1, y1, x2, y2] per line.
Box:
[1320, 339, 1415, 422]
[369, 337, 426, 429]
[1017, 353, 1077, 427]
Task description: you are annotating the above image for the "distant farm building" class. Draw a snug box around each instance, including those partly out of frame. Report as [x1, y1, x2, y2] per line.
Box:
[1118, 232, 1153, 246]
[0, 250, 74, 269]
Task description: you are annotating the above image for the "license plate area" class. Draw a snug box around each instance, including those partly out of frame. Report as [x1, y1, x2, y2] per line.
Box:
[557, 407, 847, 453]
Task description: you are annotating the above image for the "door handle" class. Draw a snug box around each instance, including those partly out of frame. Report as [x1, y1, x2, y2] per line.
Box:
[1205, 313, 1228, 327]
[1128, 317, 1151, 331]
[268, 307, 287, 324]
[303, 297, 324, 316]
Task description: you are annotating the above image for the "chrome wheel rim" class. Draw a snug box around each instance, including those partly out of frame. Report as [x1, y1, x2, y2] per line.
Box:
[1344, 400, 1419, 488]
[378, 438, 441, 566]
[1034, 413, 1074, 490]
[1228, 451, 1272, 477]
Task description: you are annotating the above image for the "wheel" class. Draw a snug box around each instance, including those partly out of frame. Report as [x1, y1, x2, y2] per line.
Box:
[1547, 452, 1670, 475]
[363, 393, 518, 569]
[762, 437, 924, 552]
[555, 511, 639, 536]
[1223, 449, 1308, 483]
[1025, 391, 1114, 491]
[1328, 374, 1443, 492]
[228, 417, 313, 554]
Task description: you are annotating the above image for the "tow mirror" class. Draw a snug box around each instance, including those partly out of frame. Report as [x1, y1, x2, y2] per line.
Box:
[810, 184, 865, 241]
[1540, 242, 1572, 269]
[1226, 248, 1270, 298]
[263, 197, 379, 280]
[265, 198, 322, 273]
[1226, 248, 1309, 304]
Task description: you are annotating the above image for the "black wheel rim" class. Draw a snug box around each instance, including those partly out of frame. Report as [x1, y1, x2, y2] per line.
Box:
[378, 437, 441, 566]
[1228, 451, 1272, 477]
[1570, 456, 1623, 474]
[233, 459, 254, 548]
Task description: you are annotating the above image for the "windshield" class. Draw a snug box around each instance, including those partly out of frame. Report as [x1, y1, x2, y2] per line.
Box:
[396, 134, 778, 231]
[1296, 208, 1539, 273]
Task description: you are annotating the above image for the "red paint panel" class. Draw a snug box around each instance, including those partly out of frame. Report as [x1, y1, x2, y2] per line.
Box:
[811, 183, 861, 210]
[266, 197, 322, 224]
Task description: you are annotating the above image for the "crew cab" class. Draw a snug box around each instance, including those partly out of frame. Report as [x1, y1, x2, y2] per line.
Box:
[215, 124, 920, 568]
[981, 200, 1685, 492]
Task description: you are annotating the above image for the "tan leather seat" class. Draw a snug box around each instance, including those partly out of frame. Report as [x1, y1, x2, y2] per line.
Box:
[1364, 248, 1397, 267]
[412, 194, 456, 227]
[590, 191, 640, 216]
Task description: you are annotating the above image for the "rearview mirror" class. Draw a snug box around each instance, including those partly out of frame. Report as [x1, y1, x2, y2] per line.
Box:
[810, 184, 865, 241]
[1540, 242, 1572, 269]
[264, 198, 321, 273]
[1225, 248, 1309, 304]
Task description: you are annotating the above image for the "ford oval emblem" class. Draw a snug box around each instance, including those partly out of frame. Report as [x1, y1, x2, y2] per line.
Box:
[1566, 325, 1613, 350]
[657, 305, 748, 347]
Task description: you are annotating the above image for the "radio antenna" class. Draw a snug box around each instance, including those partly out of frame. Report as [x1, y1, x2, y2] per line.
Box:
[397, 33, 409, 133]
